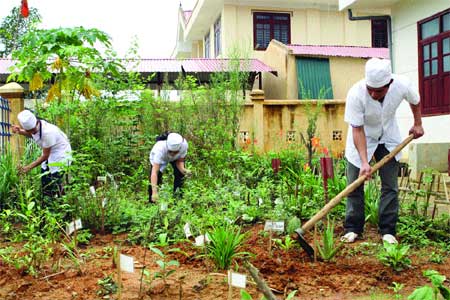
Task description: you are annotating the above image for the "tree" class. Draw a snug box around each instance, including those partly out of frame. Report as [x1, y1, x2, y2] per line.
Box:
[0, 6, 41, 57]
[8, 26, 124, 102]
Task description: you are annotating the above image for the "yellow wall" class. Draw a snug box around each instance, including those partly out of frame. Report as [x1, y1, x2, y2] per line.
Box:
[220, 4, 373, 60]
[329, 57, 366, 99]
[239, 93, 347, 156]
[261, 40, 367, 100]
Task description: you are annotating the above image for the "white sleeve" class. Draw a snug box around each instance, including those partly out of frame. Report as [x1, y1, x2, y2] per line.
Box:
[404, 79, 420, 105]
[344, 90, 364, 127]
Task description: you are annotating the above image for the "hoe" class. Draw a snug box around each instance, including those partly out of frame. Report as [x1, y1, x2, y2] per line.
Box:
[295, 134, 414, 259]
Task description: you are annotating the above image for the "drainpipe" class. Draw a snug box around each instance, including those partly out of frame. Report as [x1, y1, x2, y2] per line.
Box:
[347, 9, 393, 71]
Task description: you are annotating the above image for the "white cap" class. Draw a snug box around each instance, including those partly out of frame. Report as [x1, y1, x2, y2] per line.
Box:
[18, 110, 37, 130]
[167, 133, 183, 151]
[365, 58, 392, 88]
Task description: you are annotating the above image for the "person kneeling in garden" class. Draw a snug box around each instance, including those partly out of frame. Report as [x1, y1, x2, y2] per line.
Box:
[148, 132, 190, 203]
[12, 110, 72, 201]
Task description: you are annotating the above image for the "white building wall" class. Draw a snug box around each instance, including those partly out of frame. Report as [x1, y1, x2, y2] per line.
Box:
[392, 0, 450, 144]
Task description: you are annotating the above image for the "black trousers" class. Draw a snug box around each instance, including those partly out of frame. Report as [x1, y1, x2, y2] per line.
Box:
[148, 161, 185, 202]
[344, 144, 400, 236]
[41, 167, 64, 203]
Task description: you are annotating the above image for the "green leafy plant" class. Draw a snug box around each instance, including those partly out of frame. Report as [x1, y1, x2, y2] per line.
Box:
[364, 176, 380, 226]
[206, 224, 250, 270]
[377, 242, 411, 272]
[390, 282, 405, 300]
[315, 219, 343, 261]
[97, 274, 118, 297]
[274, 235, 296, 251]
[150, 247, 179, 286]
[408, 270, 450, 300]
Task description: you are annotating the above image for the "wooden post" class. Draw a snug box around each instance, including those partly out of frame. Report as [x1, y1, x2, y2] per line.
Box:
[0, 83, 25, 160]
[250, 89, 265, 153]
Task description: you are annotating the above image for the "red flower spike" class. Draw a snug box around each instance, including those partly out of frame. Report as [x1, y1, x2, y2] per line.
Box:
[21, 0, 29, 18]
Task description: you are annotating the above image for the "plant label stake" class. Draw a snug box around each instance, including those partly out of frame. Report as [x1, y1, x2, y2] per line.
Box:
[320, 157, 334, 203]
[66, 219, 82, 235]
[295, 134, 414, 260]
[264, 221, 284, 256]
[195, 234, 210, 246]
[228, 270, 246, 300]
[89, 186, 96, 196]
[119, 253, 134, 273]
[160, 202, 168, 211]
[271, 158, 281, 175]
[184, 223, 192, 239]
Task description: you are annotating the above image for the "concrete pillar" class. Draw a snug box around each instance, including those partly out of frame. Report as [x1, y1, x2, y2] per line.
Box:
[0, 83, 25, 160]
[250, 89, 265, 153]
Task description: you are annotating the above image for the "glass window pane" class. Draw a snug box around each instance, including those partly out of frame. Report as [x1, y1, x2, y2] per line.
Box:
[256, 14, 270, 20]
[444, 55, 450, 72]
[444, 38, 450, 55]
[431, 42, 438, 58]
[444, 13, 450, 32]
[421, 18, 439, 39]
[424, 62, 430, 77]
[431, 59, 438, 75]
[423, 45, 430, 60]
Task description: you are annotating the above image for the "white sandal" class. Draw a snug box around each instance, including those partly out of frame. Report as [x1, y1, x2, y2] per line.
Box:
[341, 232, 359, 243]
[382, 234, 398, 244]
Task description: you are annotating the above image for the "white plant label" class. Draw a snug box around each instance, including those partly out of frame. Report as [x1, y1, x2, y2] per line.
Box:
[228, 270, 246, 288]
[66, 219, 83, 235]
[208, 167, 212, 177]
[97, 176, 107, 182]
[119, 254, 134, 273]
[184, 223, 192, 238]
[160, 202, 168, 211]
[194, 234, 210, 246]
[258, 197, 263, 206]
[264, 221, 284, 232]
[102, 198, 107, 208]
[89, 186, 96, 197]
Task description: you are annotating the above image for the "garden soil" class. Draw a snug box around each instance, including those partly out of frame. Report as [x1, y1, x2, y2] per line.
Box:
[1, 224, 449, 300]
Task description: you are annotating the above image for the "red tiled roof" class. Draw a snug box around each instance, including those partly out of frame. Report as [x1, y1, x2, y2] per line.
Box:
[129, 58, 276, 73]
[0, 58, 276, 74]
[287, 45, 389, 59]
[183, 10, 192, 25]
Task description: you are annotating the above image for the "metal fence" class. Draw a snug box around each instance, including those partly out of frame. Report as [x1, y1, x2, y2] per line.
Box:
[0, 96, 11, 154]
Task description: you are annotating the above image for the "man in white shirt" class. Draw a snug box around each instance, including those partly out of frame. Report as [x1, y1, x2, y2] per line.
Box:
[149, 132, 190, 203]
[13, 110, 72, 200]
[341, 58, 424, 244]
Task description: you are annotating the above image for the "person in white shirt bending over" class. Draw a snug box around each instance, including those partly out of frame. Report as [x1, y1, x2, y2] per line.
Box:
[341, 58, 424, 245]
[13, 110, 72, 200]
[149, 132, 190, 203]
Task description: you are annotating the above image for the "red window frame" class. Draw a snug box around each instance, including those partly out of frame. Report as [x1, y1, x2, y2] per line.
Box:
[418, 8, 450, 116]
[253, 12, 291, 50]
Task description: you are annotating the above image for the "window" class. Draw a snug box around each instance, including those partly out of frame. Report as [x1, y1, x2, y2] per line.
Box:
[253, 12, 290, 50]
[371, 19, 388, 48]
[204, 31, 210, 58]
[418, 9, 450, 116]
[214, 17, 221, 57]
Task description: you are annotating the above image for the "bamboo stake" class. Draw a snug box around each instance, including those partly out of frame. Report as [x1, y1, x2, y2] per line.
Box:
[243, 260, 278, 300]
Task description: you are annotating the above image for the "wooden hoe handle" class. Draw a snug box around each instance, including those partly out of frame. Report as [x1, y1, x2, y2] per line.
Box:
[301, 134, 414, 232]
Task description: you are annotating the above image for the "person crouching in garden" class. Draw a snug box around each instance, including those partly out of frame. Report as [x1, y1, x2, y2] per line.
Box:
[148, 132, 190, 203]
[12, 110, 72, 201]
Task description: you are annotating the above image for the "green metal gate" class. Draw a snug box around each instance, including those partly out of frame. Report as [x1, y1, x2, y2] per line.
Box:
[296, 57, 333, 99]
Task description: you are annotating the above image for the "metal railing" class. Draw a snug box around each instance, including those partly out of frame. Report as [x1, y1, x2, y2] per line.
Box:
[0, 96, 11, 154]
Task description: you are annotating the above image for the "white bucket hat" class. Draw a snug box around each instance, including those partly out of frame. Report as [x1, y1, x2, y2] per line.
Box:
[365, 58, 392, 88]
[17, 110, 37, 130]
[167, 133, 183, 151]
